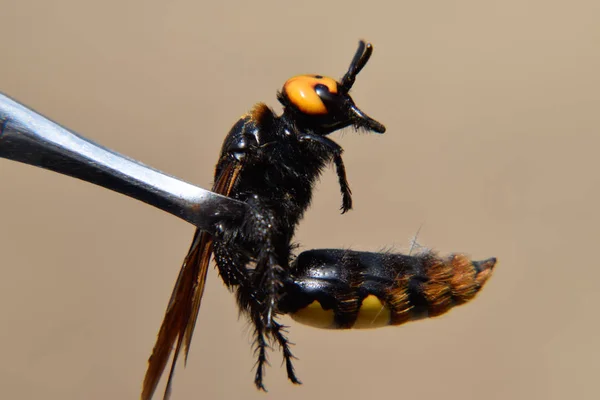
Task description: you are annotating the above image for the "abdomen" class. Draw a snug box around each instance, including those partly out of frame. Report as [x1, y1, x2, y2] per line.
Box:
[279, 249, 496, 329]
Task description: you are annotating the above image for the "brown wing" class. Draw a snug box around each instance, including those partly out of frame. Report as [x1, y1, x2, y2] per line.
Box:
[142, 161, 242, 400]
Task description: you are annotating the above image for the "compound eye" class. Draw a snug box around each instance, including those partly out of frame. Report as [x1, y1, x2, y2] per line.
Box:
[283, 74, 338, 115]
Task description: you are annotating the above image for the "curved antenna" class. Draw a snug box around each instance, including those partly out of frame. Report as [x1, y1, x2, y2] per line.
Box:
[340, 40, 374, 91]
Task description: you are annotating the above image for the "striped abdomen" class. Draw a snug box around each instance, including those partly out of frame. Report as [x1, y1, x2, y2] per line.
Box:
[279, 249, 496, 329]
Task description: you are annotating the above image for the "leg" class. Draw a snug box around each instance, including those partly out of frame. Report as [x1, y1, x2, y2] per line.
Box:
[252, 312, 270, 391]
[237, 282, 301, 389]
[231, 277, 270, 390]
[216, 196, 300, 387]
[214, 193, 284, 328]
[235, 195, 286, 329]
[269, 319, 301, 384]
[299, 133, 353, 213]
[332, 153, 352, 213]
[255, 250, 285, 327]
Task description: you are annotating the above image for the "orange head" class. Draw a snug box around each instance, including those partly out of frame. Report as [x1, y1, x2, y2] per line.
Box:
[278, 41, 386, 135]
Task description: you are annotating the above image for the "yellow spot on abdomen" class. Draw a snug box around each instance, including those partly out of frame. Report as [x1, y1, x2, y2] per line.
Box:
[353, 295, 391, 329]
[290, 300, 335, 329]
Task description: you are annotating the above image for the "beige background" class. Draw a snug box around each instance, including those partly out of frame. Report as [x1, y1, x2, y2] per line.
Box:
[1, 1, 599, 399]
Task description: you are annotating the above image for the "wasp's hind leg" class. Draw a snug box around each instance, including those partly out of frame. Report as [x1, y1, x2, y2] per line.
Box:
[270, 319, 301, 384]
[242, 290, 301, 388]
[255, 251, 285, 328]
[232, 280, 270, 391]
[237, 284, 300, 391]
[251, 313, 270, 391]
[239, 195, 287, 329]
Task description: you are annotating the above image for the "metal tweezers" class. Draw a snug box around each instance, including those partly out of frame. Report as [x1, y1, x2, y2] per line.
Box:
[0, 92, 249, 235]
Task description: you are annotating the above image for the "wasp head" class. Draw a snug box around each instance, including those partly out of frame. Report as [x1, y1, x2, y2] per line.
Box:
[278, 40, 386, 135]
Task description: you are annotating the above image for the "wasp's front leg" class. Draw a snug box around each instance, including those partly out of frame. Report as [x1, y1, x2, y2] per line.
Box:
[298, 133, 352, 213]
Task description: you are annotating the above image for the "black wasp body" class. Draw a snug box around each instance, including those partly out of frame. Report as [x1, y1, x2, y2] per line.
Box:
[142, 41, 496, 400]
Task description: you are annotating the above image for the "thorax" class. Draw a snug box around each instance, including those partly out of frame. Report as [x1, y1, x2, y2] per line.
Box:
[217, 105, 334, 224]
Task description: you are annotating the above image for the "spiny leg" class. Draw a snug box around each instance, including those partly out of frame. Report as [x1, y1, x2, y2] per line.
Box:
[235, 282, 271, 391]
[214, 232, 277, 389]
[269, 319, 301, 384]
[298, 133, 352, 213]
[237, 276, 301, 388]
[242, 196, 286, 329]
[332, 153, 352, 213]
[252, 315, 270, 391]
[255, 251, 285, 328]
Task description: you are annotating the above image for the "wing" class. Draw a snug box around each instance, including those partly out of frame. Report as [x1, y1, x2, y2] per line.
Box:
[142, 160, 242, 400]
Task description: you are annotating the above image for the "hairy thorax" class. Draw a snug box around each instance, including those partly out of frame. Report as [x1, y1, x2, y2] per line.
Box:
[219, 104, 334, 231]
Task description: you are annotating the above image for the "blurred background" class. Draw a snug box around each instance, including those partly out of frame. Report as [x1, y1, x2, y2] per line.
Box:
[1, 1, 598, 399]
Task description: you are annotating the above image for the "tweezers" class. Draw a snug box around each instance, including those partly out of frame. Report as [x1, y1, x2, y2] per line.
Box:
[0, 92, 248, 235]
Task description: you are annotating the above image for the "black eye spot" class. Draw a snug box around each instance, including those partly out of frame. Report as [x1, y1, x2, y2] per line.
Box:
[314, 83, 335, 105]
[314, 83, 330, 93]
[315, 75, 323, 79]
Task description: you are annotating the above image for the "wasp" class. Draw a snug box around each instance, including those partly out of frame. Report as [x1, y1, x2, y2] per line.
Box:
[142, 41, 497, 399]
